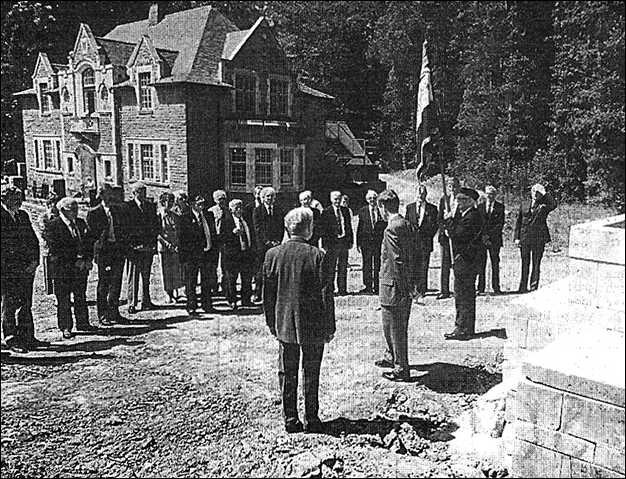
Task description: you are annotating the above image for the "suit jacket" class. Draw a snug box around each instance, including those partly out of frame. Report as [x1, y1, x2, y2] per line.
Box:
[320, 205, 354, 249]
[263, 237, 335, 344]
[178, 208, 218, 264]
[478, 200, 505, 247]
[444, 207, 483, 263]
[514, 193, 557, 246]
[86, 203, 128, 263]
[208, 204, 231, 242]
[124, 199, 160, 253]
[44, 216, 92, 279]
[379, 214, 415, 306]
[356, 205, 387, 250]
[1, 207, 40, 278]
[405, 200, 438, 253]
[220, 214, 256, 265]
[252, 204, 284, 252]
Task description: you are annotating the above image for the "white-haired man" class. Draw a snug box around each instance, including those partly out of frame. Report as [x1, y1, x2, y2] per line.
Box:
[299, 190, 321, 247]
[356, 190, 387, 294]
[209, 189, 230, 295]
[44, 197, 95, 338]
[263, 207, 335, 433]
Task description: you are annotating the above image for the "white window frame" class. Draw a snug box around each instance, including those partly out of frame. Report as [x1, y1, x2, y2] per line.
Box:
[229, 146, 247, 186]
[125, 139, 170, 185]
[82, 67, 96, 115]
[137, 69, 154, 110]
[38, 81, 52, 114]
[33, 136, 62, 172]
[279, 148, 294, 186]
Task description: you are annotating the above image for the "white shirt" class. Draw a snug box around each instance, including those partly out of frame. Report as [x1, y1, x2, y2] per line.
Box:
[193, 210, 212, 251]
[60, 213, 79, 238]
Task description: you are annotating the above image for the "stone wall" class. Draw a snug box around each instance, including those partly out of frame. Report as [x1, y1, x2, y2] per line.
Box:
[506, 215, 625, 478]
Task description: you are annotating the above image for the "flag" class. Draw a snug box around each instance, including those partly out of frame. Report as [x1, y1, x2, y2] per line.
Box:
[415, 40, 436, 181]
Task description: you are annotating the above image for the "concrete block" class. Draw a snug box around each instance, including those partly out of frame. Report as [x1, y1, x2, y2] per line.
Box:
[522, 330, 625, 407]
[594, 262, 626, 312]
[569, 215, 626, 266]
[514, 419, 595, 463]
[595, 445, 626, 474]
[511, 439, 568, 478]
[569, 458, 625, 478]
[526, 318, 556, 351]
[561, 393, 625, 450]
[568, 259, 598, 307]
[516, 379, 563, 430]
[506, 389, 518, 424]
[506, 312, 529, 349]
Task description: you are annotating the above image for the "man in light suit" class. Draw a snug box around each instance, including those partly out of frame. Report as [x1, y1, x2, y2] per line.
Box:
[436, 177, 461, 299]
[45, 197, 96, 338]
[320, 190, 354, 296]
[443, 187, 483, 340]
[405, 185, 438, 304]
[179, 194, 219, 315]
[263, 207, 335, 433]
[208, 189, 229, 295]
[1, 185, 48, 353]
[477, 185, 505, 294]
[356, 190, 387, 294]
[252, 187, 284, 301]
[514, 183, 557, 293]
[124, 181, 160, 314]
[375, 189, 415, 382]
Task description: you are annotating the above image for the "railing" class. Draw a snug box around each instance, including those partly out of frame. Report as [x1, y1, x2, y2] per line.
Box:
[69, 117, 99, 134]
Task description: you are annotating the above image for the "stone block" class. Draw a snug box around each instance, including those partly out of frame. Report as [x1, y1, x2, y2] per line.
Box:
[568, 259, 598, 308]
[594, 262, 626, 312]
[511, 439, 568, 478]
[595, 445, 626, 474]
[515, 379, 563, 430]
[505, 389, 518, 424]
[569, 457, 625, 478]
[561, 393, 625, 450]
[514, 419, 595, 463]
[526, 318, 556, 351]
[569, 215, 626, 266]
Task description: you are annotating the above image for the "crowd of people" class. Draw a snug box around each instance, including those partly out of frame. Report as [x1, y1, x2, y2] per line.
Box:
[2, 178, 556, 431]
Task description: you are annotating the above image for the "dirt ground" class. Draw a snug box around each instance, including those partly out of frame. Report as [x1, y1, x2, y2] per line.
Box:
[1, 204, 570, 478]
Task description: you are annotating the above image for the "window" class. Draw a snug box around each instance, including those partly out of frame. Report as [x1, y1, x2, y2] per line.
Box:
[160, 145, 169, 182]
[298, 148, 305, 186]
[43, 140, 54, 169]
[128, 144, 135, 178]
[67, 156, 74, 174]
[39, 82, 52, 113]
[61, 87, 71, 113]
[235, 72, 256, 114]
[140, 144, 155, 180]
[56, 141, 62, 170]
[280, 149, 293, 185]
[139, 72, 152, 109]
[34, 140, 40, 169]
[230, 148, 247, 185]
[270, 78, 289, 116]
[104, 159, 112, 178]
[82, 68, 95, 114]
[255, 148, 272, 185]
[99, 83, 108, 103]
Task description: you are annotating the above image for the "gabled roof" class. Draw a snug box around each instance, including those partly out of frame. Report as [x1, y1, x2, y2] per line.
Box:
[298, 82, 335, 100]
[222, 16, 264, 61]
[104, 5, 237, 84]
[95, 38, 138, 67]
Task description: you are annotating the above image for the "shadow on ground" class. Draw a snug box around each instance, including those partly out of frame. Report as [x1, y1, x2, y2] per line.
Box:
[323, 415, 458, 441]
[1, 352, 116, 366]
[411, 362, 502, 394]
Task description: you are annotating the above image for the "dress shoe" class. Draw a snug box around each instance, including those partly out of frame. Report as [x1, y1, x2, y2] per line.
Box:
[250, 294, 260, 303]
[359, 287, 373, 294]
[229, 302, 239, 311]
[202, 306, 216, 314]
[7, 341, 29, 354]
[76, 323, 98, 332]
[374, 359, 394, 368]
[27, 338, 50, 349]
[337, 290, 348, 296]
[128, 306, 138, 314]
[414, 294, 425, 305]
[444, 331, 472, 341]
[142, 302, 157, 311]
[382, 371, 410, 382]
[304, 419, 324, 434]
[241, 300, 255, 307]
[62, 330, 73, 339]
[492, 289, 502, 295]
[436, 293, 451, 300]
[187, 310, 200, 317]
[516, 288, 528, 294]
[285, 419, 304, 433]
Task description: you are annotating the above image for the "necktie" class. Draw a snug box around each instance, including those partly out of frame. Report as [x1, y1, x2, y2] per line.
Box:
[239, 218, 249, 250]
[106, 208, 116, 242]
[199, 212, 212, 251]
[69, 220, 79, 239]
[370, 207, 376, 229]
[335, 208, 343, 237]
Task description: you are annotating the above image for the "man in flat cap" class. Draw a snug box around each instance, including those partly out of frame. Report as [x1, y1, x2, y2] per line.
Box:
[442, 187, 483, 340]
[1, 185, 48, 353]
[514, 183, 557, 292]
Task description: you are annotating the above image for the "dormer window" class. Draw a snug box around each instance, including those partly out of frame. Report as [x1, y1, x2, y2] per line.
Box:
[39, 82, 52, 113]
[82, 67, 95, 114]
[138, 72, 153, 110]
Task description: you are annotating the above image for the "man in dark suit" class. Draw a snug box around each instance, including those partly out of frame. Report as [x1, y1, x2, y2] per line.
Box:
[263, 207, 335, 433]
[179, 194, 219, 315]
[375, 189, 415, 382]
[320, 190, 354, 296]
[220, 199, 256, 310]
[477, 185, 505, 294]
[253, 187, 284, 301]
[87, 183, 129, 325]
[45, 197, 96, 338]
[244, 186, 264, 302]
[514, 183, 557, 293]
[443, 187, 483, 340]
[405, 185, 438, 304]
[124, 181, 160, 314]
[356, 190, 387, 294]
[299, 190, 322, 247]
[1, 185, 48, 353]
[437, 177, 461, 299]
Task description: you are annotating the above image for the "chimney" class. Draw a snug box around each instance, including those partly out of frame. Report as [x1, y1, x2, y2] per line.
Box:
[148, 2, 165, 26]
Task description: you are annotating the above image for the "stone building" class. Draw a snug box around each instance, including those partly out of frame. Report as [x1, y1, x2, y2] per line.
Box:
[14, 3, 334, 206]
